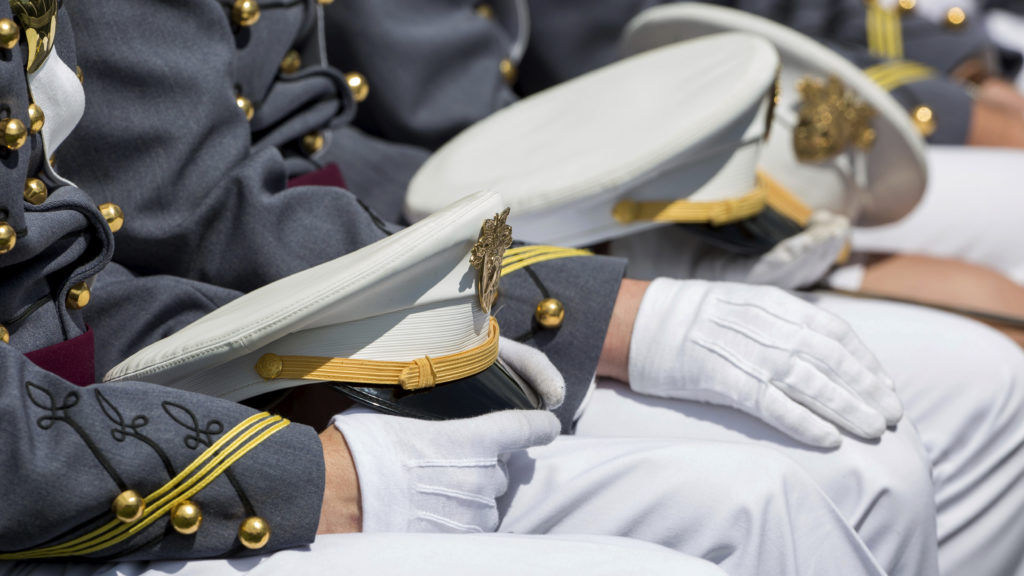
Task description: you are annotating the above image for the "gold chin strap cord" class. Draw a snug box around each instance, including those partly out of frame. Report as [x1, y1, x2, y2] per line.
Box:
[864, 60, 937, 91]
[757, 170, 814, 228]
[611, 185, 766, 226]
[866, 1, 905, 60]
[255, 317, 501, 391]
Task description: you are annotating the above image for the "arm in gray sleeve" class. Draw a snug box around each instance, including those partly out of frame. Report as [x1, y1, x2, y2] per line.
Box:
[59, 0, 390, 293]
[0, 343, 324, 561]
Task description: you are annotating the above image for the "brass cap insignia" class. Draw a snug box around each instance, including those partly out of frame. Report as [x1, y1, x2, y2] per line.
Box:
[10, 0, 57, 74]
[470, 207, 512, 313]
[793, 76, 876, 163]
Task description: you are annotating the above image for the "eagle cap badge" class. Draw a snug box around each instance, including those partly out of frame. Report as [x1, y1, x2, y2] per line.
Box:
[470, 207, 512, 313]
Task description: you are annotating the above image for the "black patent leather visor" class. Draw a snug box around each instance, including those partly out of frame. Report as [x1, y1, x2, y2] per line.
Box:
[327, 357, 542, 420]
[678, 204, 806, 255]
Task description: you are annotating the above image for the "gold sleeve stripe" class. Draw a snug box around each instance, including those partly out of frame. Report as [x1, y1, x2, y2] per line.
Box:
[866, 3, 905, 60]
[502, 248, 594, 276]
[0, 413, 288, 559]
[503, 245, 592, 265]
[864, 61, 936, 91]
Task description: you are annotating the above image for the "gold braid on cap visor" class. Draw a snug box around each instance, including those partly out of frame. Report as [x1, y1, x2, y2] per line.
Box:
[254, 317, 501, 391]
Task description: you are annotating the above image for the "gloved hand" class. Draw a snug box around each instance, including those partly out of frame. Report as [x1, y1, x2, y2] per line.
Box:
[609, 211, 850, 290]
[332, 408, 560, 533]
[628, 278, 903, 448]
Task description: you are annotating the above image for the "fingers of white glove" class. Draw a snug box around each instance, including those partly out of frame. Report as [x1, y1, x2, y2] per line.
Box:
[459, 409, 561, 455]
[776, 357, 887, 440]
[797, 304, 901, 402]
[754, 384, 843, 448]
[498, 337, 566, 409]
[793, 329, 904, 426]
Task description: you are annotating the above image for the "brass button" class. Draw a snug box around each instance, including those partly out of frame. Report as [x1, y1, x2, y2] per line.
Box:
[23, 178, 47, 205]
[48, 154, 56, 167]
[27, 103, 44, 134]
[255, 353, 283, 380]
[236, 95, 255, 121]
[112, 489, 145, 524]
[0, 222, 15, 254]
[475, 3, 495, 19]
[232, 0, 261, 27]
[75, 66, 83, 84]
[0, 324, 8, 344]
[946, 7, 966, 27]
[345, 72, 369, 103]
[911, 105, 936, 137]
[99, 202, 125, 233]
[499, 58, 517, 86]
[66, 281, 91, 310]
[0, 18, 18, 51]
[170, 500, 203, 535]
[238, 516, 270, 549]
[612, 200, 639, 224]
[897, 0, 916, 11]
[280, 49, 301, 74]
[3, 117, 27, 150]
[301, 131, 325, 155]
[535, 298, 565, 329]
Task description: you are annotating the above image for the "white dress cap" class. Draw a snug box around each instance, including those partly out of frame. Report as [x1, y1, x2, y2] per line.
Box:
[406, 33, 780, 247]
[622, 3, 927, 226]
[105, 191, 540, 419]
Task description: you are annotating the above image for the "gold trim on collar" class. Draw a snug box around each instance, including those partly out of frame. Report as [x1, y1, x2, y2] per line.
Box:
[255, 317, 501, 391]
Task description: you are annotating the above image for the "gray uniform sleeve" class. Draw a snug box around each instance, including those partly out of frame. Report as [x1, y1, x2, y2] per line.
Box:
[0, 345, 323, 561]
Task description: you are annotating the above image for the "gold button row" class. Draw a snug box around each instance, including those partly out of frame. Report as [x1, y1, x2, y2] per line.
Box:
[112, 489, 270, 547]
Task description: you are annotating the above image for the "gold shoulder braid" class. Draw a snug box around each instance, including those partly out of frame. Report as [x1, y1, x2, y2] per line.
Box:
[793, 76, 876, 163]
[10, 0, 57, 73]
[470, 207, 512, 313]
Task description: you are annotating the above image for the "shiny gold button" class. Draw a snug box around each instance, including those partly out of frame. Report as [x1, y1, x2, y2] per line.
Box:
[0, 18, 19, 51]
[170, 500, 203, 535]
[48, 155, 56, 167]
[238, 516, 270, 549]
[499, 58, 517, 86]
[23, 178, 47, 205]
[911, 105, 936, 137]
[0, 324, 8, 344]
[27, 103, 44, 134]
[3, 117, 27, 150]
[475, 3, 495, 19]
[0, 222, 15, 254]
[66, 281, 91, 310]
[946, 7, 966, 27]
[897, 0, 916, 11]
[99, 203, 125, 233]
[301, 131, 324, 155]
[75, 66, 83, 84]
[345, 72, 369, 103]
[112, 489, 145, 524]
[232, 0, 261, 27]
[280, 49, 302, 74]
[535, 298, 565, 329]
[236, 95, 255, 121]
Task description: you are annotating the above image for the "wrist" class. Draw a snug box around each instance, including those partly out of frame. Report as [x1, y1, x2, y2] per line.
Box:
[317, 426, 363, 534]
[596, 278, 649, 382]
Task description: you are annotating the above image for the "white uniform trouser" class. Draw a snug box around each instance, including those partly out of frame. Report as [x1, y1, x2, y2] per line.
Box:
[499, 436, 885, 576]
[852, 146, 1024, 285]
[0, 534, 726, 576]
[576, 293, 1024, 576]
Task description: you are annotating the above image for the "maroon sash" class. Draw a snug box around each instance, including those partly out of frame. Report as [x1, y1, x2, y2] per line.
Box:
[287, 163, 347, 190]
[25, 327, 96, 387]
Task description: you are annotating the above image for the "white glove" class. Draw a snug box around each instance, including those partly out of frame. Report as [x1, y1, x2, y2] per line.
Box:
[609, 211, 851, 290]
[499, 336, 565, 409]
[332, 408, 560, 533]
[628, 278, 903, 448]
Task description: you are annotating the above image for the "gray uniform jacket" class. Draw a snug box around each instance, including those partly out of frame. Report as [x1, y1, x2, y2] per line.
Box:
[324, 0, 988, 146]
[58, 0, 624, 431]
[0, 1, 323, 561]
